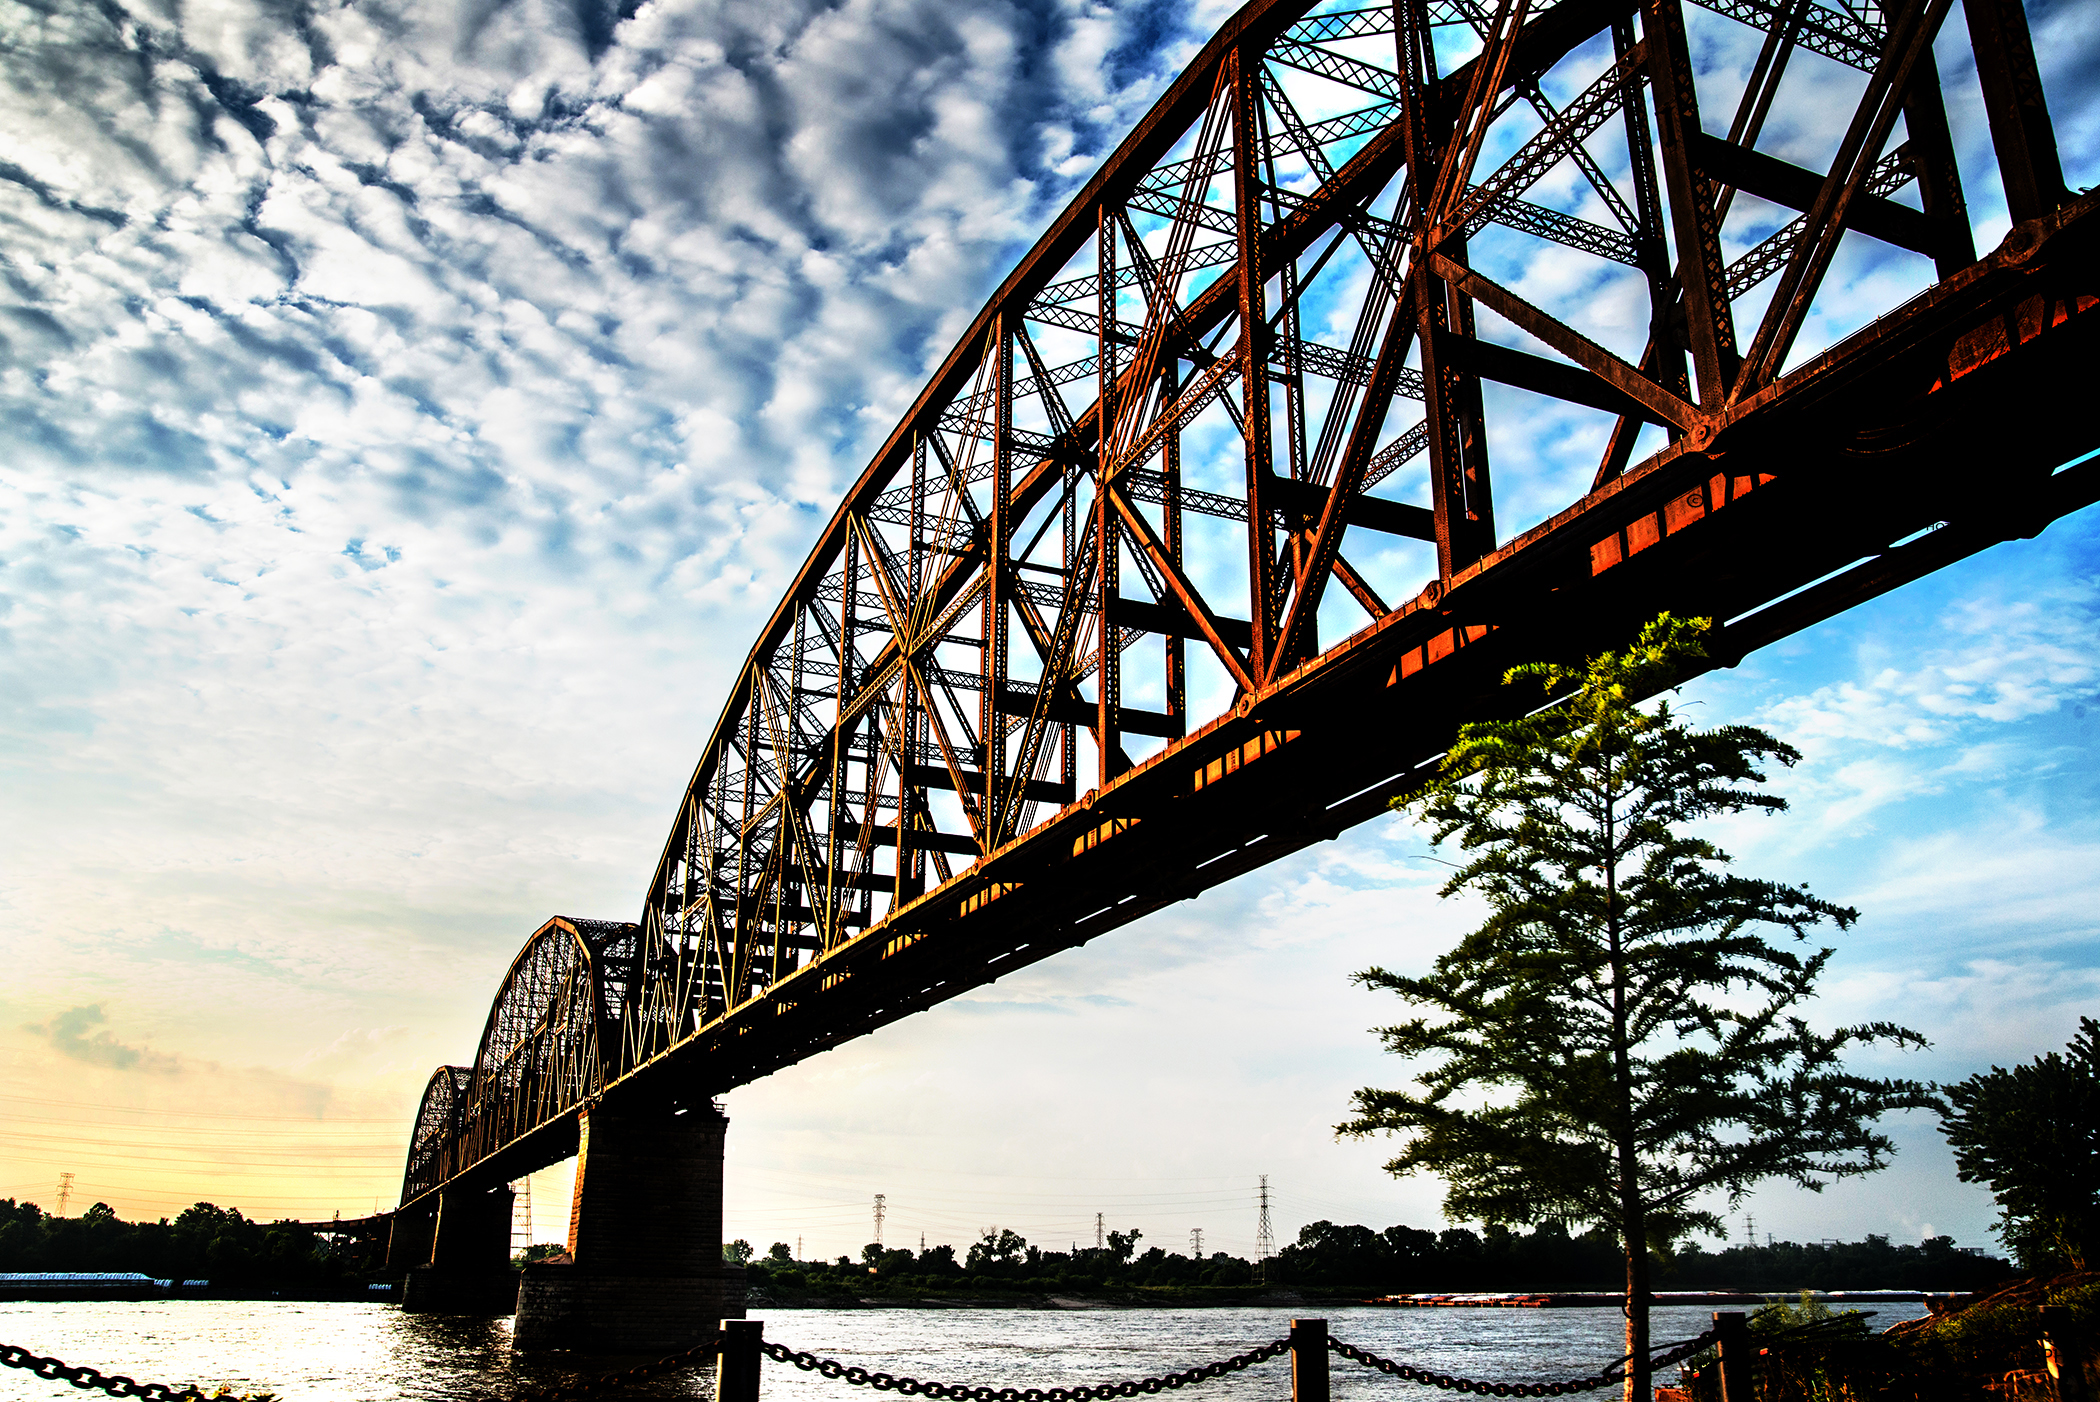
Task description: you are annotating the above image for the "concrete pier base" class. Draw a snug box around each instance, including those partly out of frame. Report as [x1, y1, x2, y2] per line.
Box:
[401, 1183, 516, 1316]
[514, 1266, 745, 1352]
[512, 1100, 744, 1353]
[385, 1210, 436, 1274]
[401, 1267, 521, 1315]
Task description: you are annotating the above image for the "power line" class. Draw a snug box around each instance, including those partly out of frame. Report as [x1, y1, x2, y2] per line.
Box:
[0, 1094, 400, 1123]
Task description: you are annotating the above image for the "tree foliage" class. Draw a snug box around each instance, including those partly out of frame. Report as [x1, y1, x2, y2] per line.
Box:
[0, 1198, 370, 1282]
[1938, 1016, 2100, 1269]
[1343, 614, 1935, 1398]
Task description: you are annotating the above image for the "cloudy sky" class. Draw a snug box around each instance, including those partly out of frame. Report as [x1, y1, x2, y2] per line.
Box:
[2, 0, 2096, 1266]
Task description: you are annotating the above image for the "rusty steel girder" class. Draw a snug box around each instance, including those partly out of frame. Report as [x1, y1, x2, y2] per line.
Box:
[398, 0, 2098, 1209]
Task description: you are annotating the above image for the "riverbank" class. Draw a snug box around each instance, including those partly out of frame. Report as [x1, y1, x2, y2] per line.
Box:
[748, 1284, 1973, 1311]
[0, 1274, 398, 1304]
[3, 1298, 1906, 1401]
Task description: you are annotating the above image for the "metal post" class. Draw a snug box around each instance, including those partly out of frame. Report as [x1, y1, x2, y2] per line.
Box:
[719, 1317, 764, 1402]
[1962, 0, 2067, 225]
[2042, 1305, 2091, 1402]
[1291, 1318, 1329, 1402]
[1712, 1311, 1751, 1402]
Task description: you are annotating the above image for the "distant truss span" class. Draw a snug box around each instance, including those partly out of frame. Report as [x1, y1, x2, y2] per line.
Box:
[401, 0, 2098, 1206]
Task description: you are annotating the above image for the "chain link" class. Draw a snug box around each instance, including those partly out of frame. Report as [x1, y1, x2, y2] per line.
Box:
[1, 1342, 255, 1402]
[1328, 1330, 1717, 1397]
[759, 1335, 1291, 1401]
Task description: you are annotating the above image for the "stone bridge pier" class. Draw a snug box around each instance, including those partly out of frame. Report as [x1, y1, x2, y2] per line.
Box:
[514, 1099, 746, 1352]
[398, 1183, 519, 1315]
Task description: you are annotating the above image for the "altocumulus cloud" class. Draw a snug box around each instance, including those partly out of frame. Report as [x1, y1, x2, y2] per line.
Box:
[0, 0, 1224, 551]
[0, 0, 1232, 1071]
[28, 1004, 187, 1074]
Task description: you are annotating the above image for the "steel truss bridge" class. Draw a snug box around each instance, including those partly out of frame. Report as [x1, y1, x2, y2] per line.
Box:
[400, 0, 2098, 1210]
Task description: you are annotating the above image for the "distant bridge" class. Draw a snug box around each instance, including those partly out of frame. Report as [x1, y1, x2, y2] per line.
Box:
[385, 0, 2097, 1348]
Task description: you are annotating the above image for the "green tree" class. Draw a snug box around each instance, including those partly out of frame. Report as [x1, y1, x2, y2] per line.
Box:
[723, 1238, 754, 1265]
[1938, 1016, 2100, 1269]
[1342, 614, 1934, 1402]
[965, 1227, 1027, 1272]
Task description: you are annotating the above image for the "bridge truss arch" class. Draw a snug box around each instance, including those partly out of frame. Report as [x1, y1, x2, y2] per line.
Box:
[399, 0, 2097, 1208]
[401, 1065, 474, 1205]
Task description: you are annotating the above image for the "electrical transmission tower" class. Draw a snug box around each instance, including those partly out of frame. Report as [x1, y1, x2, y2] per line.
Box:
[56, 1172, 74, 1217]
[1254, 1176, 1274, 1285]
[1095, 1213, 1104, 1252]
[1190, 1228, 1203, 1258]
[511, 1178, 533, 1256]
[873, 1194, 886, 1248]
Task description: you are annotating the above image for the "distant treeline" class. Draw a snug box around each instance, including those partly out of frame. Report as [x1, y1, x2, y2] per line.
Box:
[0, 1200, 379, 1282]
[1, 1199, 2016, 1295]
[747, 1221, 2017, 1296]
[1267, 1220, 2018, 1293]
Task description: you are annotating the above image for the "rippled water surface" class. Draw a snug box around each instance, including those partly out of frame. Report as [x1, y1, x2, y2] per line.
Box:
[0, 1300, 1927, 1402]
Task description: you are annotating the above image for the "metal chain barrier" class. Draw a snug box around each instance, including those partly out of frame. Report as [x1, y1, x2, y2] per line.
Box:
[0, 1342, 264, 1402]
[1328, 1329, 1717, 1397]
[758, 1335, 1292, 1401]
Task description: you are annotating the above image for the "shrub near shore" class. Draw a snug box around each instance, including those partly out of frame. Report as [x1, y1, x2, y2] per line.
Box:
[1673, 1270, 2097, 1402]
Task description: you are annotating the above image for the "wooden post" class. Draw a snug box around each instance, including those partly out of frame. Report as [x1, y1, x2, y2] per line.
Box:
[1713, 1311, 1751, 1402]
[1291, 1317, 1329, 1402]
[719, 1317, 764, 1402]
[2042, 1305, 2091, 1402]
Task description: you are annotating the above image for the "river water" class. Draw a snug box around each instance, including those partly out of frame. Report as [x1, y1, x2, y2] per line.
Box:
[0, 1301, 1926, 1402]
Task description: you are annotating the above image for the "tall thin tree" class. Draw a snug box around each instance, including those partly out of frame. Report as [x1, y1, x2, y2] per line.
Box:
[1342, 614, 1935, 1402]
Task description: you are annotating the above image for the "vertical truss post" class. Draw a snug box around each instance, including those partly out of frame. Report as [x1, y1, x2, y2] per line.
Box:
[1096, 210, 1123, 786]
[730, 671, 764, 1011]
[1162, 359, 1186, 737]
[900, 435, 924, 908]
[1900, 49, 1976, 277]
[1060, 434, 1078, 793]
[1963, 0, 2067, 225]
[802, 600, 834, 955]
[987, 319, 1012, 831]
[733, 681, 761, 1014]
[1396, 0, 1493, 578]
[1643, 0, 1739, 407]
[1231, 41, 1277, 683]
[1417, 254, 1497, 578]
[1281, 252, 1310, 603]
[1273, 100, 1310, 610]
[1597, 18, 1681, 485]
